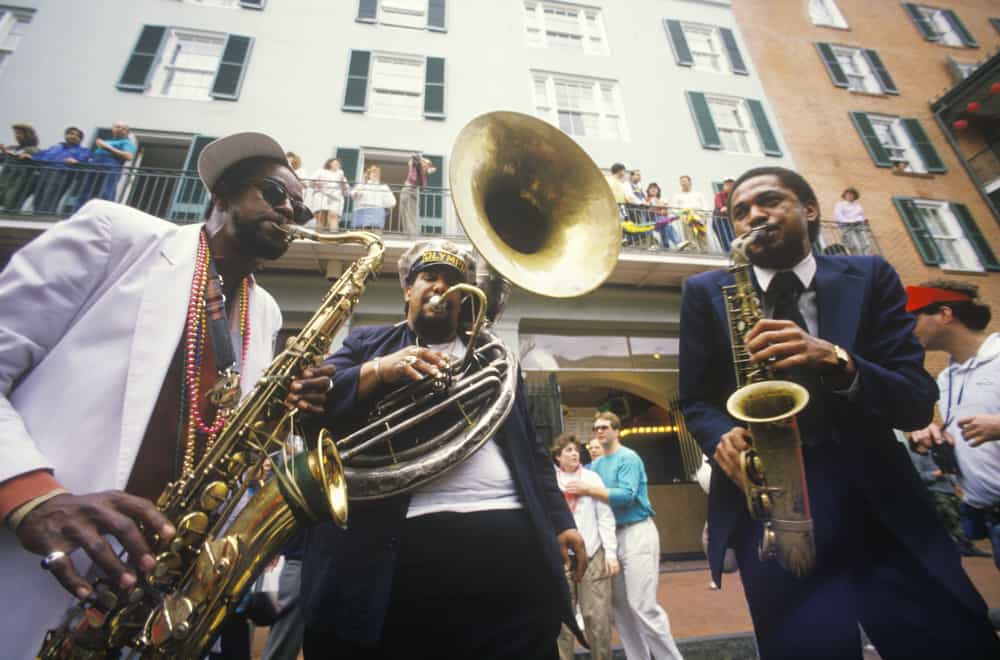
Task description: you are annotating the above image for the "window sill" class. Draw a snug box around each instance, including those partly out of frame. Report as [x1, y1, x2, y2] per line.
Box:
[892, 170, 935, 179]
[811, 22, 850, 31]
[848, 89, 888, 98]
[940, 267, 987, 276]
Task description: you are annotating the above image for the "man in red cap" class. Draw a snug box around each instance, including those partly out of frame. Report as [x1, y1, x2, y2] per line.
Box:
[909, 280, 1000, 571]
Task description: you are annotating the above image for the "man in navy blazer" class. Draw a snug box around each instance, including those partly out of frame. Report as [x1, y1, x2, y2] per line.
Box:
[299, 239, 585, 660]
[679, 167, 998, 660]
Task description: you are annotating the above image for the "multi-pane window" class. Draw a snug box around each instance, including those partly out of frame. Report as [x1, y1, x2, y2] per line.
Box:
[916, 6, 963, 46]
[707, 97, 756, 154]
[532, 72, 625, 140]
[809, 0, 848, 28]
[0, 7, 32, 76]
[683, 24, 726, 73]
[831, 46, 880, 93]
[369, 53, 424, 120]
[868, 116, 919, 170]
[147, 30, 226, 101]
[524, 2, 607, 55]
[912, 201, 983, 271]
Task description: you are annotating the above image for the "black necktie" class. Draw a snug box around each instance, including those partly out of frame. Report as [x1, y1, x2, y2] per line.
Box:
[766, 270, 808, 332]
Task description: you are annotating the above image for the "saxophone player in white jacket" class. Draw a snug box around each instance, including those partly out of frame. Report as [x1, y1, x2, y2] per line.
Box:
[0, 132, 335, 659]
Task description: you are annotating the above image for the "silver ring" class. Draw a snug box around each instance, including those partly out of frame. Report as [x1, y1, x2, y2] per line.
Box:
[41, 550, 68, 571]
[325, 378, 334, 393]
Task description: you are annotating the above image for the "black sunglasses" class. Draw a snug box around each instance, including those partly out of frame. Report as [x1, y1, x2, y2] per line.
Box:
[254, 177, 313, 225]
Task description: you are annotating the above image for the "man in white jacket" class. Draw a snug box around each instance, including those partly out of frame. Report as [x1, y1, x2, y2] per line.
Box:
[0, 132, 335, 659]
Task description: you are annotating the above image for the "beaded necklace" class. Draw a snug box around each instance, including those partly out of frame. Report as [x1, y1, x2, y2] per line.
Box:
[180, 229, 251, 477]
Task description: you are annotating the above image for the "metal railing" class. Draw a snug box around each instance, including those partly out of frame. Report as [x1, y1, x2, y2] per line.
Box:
[0, 160, 880, 258]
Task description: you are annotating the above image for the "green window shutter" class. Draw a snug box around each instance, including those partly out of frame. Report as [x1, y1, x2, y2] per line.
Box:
[686, 92, 721, 150]
[849, 111, 892, 167]
[991, 18, 1000, 34]
[419, 154, 445, 231]
[942, 9, 977, 47]
[423, 57, 445, 119]
[357, 0, 378, 22]
[239, 0, 266, 9]
[901, 118, 946, 173]
[862, 49, 899, 95]
[815, 43, 849, 88]
[335, 148, 360, 183]
[951, 203, 1000, 271]
[427, 0, 446, 31]
[210, 35, 253, 100]
[664, 20, 693, 67]
[169, 135, 217, 222]
[746, 99, 781, 157]
[343, 50, 371, 112]
[893, 196, 944, 265]
[903, 3, 938, 41]
[719, 28, 748, 75]
[117, 25, 167, 92]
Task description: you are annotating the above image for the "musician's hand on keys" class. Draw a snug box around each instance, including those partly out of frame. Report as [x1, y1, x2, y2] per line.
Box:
[287, 364, 336, 414]
[16, 491, 175, 599]
[381, 346, 450, 385]
[715, 427, 753, 490]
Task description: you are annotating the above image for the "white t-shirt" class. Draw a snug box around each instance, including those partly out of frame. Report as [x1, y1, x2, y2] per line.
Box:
[939, 333, 1000, 509]
[670, 190, 709, 213]
[406, 336, 523, 518]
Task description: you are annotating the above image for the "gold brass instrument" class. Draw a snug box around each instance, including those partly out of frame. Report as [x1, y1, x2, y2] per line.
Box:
[333, 110, 621, 500]
[38, 228, 383, 659]
[723, 229, 816, 578]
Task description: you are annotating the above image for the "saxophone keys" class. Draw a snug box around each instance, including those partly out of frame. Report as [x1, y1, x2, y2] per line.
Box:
[174, 512, 210, 550]
[200, 481, 230, 511]
[151, 551, 184, 583]
[145, 594, 194, 646]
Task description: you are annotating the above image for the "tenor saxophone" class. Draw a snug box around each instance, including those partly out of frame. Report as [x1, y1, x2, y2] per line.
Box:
[38, 227, 383, 659]
[722, 228, 816, 578]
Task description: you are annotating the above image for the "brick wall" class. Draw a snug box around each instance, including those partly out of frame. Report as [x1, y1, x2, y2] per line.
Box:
[733, 0, 1000, 377]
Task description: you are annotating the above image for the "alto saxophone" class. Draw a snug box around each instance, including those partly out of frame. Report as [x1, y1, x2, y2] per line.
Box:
[722, 228, 815, 578]
[38, 227, 383, 659]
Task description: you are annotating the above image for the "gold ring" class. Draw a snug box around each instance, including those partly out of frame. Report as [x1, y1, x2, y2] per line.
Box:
[402, 356, 418, 366]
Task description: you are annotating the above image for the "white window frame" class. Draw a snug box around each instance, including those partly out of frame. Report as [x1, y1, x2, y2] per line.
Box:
[145, 28, 227, 101]
[180, 0, 241, 8]
[681, 22, 729, 74]
[912, 200, 984, 272]
[868, 115, 927, 173]
[523, 1, 608, 56]
[952, 59, 978, 80]
[0, 6, 33, 76]
[706, 95, 759, 155]
[378, 0, 427, 30]
[367, 51, 425, 121]
[531, 71, 627, 141]
[916, 6, 963, 46]
[831, 45, 880, 93]
[809, 0, 848, 29]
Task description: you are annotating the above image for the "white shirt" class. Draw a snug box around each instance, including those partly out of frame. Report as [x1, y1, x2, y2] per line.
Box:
[351, 181, 396, 209]
[833, 199, 865, 224]
[670, 190, 709, 213]
[754, 252, 819, 336]
[555, 466, 617, 559]
[939, 333, 1000, 509]
[406, 336, 522, 518]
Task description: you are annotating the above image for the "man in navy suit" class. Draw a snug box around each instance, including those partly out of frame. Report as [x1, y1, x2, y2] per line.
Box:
[678, 166, 999, 660]
[299, 239, 586, 660]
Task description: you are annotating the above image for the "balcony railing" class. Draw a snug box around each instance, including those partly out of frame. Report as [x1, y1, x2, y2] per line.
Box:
[0, 161, 878, 258]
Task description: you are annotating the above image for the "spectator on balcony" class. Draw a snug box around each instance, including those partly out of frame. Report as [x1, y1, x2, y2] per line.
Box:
[0, 123, 40, 211]
[27, 126, 93, 214]
[285, 152, 312, 225]
[350, 164, 395, 233]
[605, 162, 629, 207]
[647, 183, 683, 251]
[628, 170, 647, 206]
[670, 175, 710, 253]
[400, 153, 436, 235]
[833, 187, 871, 256]
[75, 122, 137, 210]
[713, 178, 736, 254]
[312, 158, 350, 233]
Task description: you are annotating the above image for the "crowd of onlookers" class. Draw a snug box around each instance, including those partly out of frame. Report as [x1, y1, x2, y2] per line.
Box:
[605, 162, 877, 257]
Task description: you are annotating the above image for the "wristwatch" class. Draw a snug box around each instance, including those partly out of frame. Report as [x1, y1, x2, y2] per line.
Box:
[831, 344, 850, 371]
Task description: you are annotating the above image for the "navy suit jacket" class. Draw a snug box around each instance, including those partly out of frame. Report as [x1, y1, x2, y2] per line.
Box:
[299, 323, 578, 645]
[678, 255, 986, 614]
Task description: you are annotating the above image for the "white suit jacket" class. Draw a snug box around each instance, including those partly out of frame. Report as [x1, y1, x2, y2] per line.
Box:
[0, 201, 282, 658]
